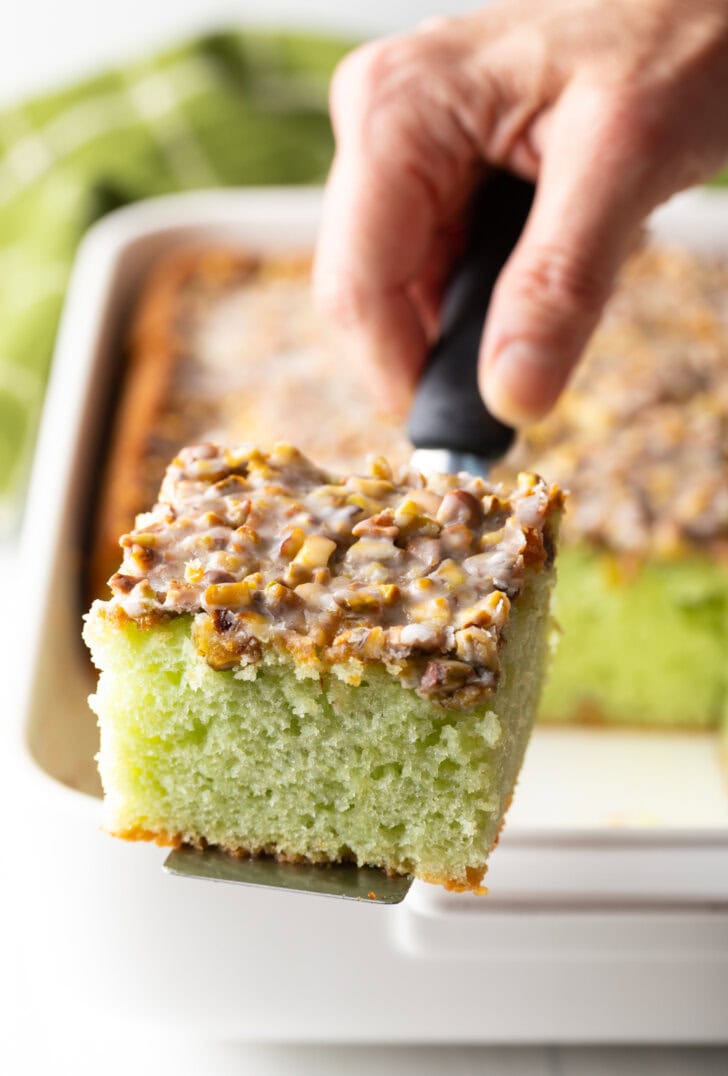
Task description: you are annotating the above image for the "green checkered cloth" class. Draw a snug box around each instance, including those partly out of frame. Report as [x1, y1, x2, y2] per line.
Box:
[0, 28, 352, 525]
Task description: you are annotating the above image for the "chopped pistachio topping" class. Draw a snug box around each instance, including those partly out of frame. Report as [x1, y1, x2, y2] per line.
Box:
[105, 442, 562, 708]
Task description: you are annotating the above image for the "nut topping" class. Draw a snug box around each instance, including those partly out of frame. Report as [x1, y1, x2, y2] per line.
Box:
[437, 490, 483, 527]
[103, 442, 562, 706]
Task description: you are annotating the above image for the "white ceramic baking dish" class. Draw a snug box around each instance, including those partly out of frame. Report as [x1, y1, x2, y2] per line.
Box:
[11, 186, 728, 1042]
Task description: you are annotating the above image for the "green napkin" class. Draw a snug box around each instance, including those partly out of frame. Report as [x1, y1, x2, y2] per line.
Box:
[0, 29, 352, 520]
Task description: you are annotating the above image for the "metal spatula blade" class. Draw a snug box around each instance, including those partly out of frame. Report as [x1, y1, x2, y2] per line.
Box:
[164, 847, 414, 904]
[163, 171, 534, 902]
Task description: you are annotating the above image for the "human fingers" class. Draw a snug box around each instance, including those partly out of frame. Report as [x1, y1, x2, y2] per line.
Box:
[313, 35, 479, 413]
[479, 81, 660, 425]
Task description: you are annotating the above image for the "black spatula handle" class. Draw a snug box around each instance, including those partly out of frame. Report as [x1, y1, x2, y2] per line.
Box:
[408, 171, 535, 458]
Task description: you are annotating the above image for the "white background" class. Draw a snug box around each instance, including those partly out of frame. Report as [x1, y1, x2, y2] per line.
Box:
[3, 1, 728, 1072]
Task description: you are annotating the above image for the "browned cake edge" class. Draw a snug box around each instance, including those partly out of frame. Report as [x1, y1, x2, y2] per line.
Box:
[88, 247, 301, 600]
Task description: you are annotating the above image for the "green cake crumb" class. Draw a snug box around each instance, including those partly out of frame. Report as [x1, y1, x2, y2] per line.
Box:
[85, 566, 554, 890]
[83, 442, 562, 890]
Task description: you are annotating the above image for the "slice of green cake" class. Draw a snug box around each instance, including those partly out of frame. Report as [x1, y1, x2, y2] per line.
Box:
[83, 442, 562, 891]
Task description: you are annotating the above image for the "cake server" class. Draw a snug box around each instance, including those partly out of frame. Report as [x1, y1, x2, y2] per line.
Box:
[164, 170, 535, 903]
[409, 169, 534, 479]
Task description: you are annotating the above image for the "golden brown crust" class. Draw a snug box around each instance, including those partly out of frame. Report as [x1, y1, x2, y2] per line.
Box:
[435, 868, 488, 895]
[91, 256, 180, 599]
[110, 825, 183, 848]
[90, 251, 255, 597]
[109, 828, 492, 892]
[89, 249, 297, 599]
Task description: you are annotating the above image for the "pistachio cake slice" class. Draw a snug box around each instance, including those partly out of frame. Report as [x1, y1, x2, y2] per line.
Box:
[84, 443, 562, 891]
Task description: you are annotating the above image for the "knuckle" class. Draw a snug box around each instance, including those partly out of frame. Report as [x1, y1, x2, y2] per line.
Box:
[330, 38, 414, 117]
[329, 44, 374, 103]
[515, 246, 609, 316]
[416, 14, 452, 36]
[330, 31, 453, 129]
[329, 48, 370, 128]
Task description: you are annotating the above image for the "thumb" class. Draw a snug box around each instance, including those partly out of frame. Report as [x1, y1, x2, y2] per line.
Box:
[480, 83, 655, 426]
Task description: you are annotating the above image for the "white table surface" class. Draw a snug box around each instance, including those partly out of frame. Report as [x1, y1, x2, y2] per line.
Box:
[4, 2, 728, 1070]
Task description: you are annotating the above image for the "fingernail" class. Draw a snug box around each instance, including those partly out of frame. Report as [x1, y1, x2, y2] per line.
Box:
[482, 341, 560, 427]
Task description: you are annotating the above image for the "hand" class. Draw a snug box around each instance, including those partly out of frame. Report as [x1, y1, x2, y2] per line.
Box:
[313, 0, 728, 425]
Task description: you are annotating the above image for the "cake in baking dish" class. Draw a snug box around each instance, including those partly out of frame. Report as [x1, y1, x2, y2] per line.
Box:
[89, 249, 409, 598]
[84, 442, 562, 890]
[90, 242, 728, 736]
[501, 247, 728, 728]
